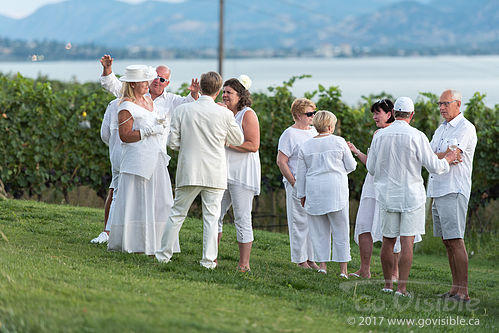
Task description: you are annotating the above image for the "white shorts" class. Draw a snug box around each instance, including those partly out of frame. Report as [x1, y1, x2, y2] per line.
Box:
[355, 198, 422, 252]
[432, 193, 468, 240]
[380, 205, 426, 238]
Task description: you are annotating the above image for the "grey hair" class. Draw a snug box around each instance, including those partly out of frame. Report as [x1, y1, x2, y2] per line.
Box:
[449, 89, 462, 101]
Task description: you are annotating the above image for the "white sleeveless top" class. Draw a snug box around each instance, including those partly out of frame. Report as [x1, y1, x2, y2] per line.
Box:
[118, 101, 170, 180]
[226, 107, 261, 195]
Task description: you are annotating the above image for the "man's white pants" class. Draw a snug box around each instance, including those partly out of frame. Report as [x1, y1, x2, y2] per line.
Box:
[284, 182, 314, 263]
[155, 186, 224, 269]
[218, 183, 255, 243]
[308, 207, 351, 263]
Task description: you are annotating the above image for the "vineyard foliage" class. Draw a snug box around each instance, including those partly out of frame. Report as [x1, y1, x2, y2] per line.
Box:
[0, 73, 497, 229]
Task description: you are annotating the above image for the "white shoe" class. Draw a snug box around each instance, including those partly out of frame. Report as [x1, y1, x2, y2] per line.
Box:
[90, 232, 109, 244]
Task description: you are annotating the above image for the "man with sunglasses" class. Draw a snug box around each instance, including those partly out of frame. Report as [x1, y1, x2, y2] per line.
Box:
[90, 55, 200, 244]
[427, 90, 477, 302]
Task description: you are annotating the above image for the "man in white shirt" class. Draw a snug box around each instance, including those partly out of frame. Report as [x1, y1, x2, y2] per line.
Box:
[427, 90, 477, 302]
[366, 97, 458, 296]
[155, 71, 244, 269]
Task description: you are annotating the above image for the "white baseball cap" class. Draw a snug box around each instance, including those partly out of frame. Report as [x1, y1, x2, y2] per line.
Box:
[393, 97, 414, 112]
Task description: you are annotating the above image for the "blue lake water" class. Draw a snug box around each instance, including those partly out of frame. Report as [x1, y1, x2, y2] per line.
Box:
[1, 55, 498, 107]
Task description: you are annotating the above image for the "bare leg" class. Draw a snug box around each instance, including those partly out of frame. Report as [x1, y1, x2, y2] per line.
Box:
[339, 262, 348, 276]
[443, 238, 469, 299]
[238, 241, 252, 271]
[351, 232, 373, 278]
[307, 260, 320, 270]
[298, 261, 311, 269]
[397, 236, 415, 294]
[380, 237, 396, 290]
[103, 188, 113, 234]
[443, 239, 458, 295]
[392, 252, 400, 281]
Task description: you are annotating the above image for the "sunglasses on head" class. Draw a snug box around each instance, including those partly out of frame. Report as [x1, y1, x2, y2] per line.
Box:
[304, 111, 317, 117]
[156, 76, 169, 83]
[377, 98, 389, 108]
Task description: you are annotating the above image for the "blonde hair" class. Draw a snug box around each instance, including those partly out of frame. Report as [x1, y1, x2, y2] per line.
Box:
[120, 82, 136, 103]
[313, 110, 337, 133]
[290, 98, 316, 121]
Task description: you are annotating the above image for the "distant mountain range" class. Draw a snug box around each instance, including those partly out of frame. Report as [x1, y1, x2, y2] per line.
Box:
[0, 0, 498, 52]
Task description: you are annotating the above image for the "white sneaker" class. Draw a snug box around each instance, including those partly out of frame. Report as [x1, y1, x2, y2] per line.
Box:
[90, 232, 109, 244]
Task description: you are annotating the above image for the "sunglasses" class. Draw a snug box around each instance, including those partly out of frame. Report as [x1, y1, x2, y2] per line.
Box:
[304, 111, 317, 117]
[437, 100, 457, 107]
[156, 76, 169, 83]
[377, 98, 389, 108]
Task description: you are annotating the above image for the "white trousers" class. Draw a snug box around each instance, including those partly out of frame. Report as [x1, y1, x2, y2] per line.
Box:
[218, 183, 255, 243]
[308, 206, 351, 263]
[284, 182, 314, 263]
[156, 186, 225, 269]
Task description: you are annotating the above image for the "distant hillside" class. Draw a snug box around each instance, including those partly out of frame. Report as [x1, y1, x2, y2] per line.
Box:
[0, 0, 497, 53]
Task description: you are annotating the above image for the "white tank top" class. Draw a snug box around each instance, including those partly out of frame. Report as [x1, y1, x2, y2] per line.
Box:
[226, 107, 261, 195]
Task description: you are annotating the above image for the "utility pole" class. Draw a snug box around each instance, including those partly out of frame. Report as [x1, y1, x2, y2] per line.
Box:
[218, 0, 224, 77]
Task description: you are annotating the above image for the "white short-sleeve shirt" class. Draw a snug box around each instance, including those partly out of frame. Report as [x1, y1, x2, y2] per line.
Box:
[277, 126, 317, 184]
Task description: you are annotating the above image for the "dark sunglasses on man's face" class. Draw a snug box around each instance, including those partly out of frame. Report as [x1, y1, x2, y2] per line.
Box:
[304, 111, 317, 117]
[156, 76, 169, 83]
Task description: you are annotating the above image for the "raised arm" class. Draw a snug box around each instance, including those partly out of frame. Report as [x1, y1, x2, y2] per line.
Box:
[99, 54, 122, 97]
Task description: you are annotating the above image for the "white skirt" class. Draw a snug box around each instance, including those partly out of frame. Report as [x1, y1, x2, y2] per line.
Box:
[354, 197, 421, 253]
[108, 154, 179, 255]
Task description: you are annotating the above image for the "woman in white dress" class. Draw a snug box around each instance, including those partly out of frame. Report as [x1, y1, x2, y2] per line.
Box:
[347, 99, 421, 279]
[108, 65, 179, 255]
[296, 111, 357, 277]
[217, 75, 260, 272]
[276, 98, 320, 270]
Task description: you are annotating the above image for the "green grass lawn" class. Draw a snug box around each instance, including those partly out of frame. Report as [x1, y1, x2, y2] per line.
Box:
[0, 199, 497, 332]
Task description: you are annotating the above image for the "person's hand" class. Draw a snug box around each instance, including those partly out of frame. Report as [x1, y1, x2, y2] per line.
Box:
[100, 55, 113, 69]
[300, 197, 306, 207]
[188, 78, 200, 94]
[100, 54, 113, 76]
[140, 125, 164, 138]
[347, 141, 359, 155]
[444, 149, 459, 165]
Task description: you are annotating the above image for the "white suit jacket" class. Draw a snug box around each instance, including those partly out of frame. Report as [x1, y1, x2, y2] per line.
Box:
[169, 95, 244, 189]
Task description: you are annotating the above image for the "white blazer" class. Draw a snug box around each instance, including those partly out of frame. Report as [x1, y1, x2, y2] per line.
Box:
[169, 95, 244, 189]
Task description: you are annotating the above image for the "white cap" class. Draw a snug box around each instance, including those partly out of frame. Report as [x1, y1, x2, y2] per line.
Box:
[393, 97, 414, 112]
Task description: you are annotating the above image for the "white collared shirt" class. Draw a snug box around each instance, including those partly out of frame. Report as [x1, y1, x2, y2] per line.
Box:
[296, 135, 357, 215]
[427, 113, 477, 200]
[366, 120, 450, 212]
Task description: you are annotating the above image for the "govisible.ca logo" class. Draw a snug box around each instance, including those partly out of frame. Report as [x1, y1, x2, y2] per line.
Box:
[338, 279, 481, 313]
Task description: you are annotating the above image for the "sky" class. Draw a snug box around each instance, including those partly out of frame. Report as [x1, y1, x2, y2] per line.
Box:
[0, 0, 183, 19]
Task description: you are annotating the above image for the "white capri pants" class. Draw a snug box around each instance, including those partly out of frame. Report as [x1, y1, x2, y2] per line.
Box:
[218, 183, 255, 243]
[308, 206, 351, 263]
[284, 182, 314, 263]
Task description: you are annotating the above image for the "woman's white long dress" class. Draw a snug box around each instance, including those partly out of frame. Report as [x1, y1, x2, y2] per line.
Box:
[108, 101, 179, 255]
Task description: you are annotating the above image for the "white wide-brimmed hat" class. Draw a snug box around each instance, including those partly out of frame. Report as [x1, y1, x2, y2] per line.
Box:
[119, 65, 156, 82]
[393, 97, 414, 112]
